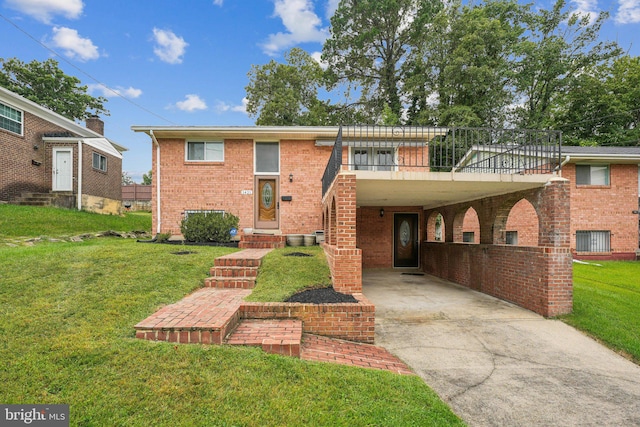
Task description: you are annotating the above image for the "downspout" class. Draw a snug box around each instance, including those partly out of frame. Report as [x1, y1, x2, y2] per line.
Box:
[555, 155, 571, 176]
[77, 140, 83, 210]
[150, 130, 161, 234]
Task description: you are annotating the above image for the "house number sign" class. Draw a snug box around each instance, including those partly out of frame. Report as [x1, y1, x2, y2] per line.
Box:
[241, 190, 253, 195]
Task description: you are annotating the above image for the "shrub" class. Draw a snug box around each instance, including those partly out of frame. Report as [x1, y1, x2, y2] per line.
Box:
[180, 212, 239, 243]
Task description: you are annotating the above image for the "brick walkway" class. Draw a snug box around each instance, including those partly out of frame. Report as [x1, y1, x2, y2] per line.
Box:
[135, 248, 413, 376]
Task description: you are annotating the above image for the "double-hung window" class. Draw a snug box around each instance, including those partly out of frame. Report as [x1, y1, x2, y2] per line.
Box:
[186, 141, 224, 162]
[0, 101, 22, 135]
[576, 164, 609, 186]
[92, 152, 107, 172]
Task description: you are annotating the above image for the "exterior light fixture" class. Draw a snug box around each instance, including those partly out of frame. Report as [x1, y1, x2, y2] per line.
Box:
[380, 208, 384, 217]
[633, 210, 640, 214]
[289, 173, 293, 182]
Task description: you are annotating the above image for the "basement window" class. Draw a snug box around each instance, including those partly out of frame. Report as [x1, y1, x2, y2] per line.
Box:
[183, 209, 225, 219]
[505, 231, 518, 245]
[92, 152, 107, 172]
[576, 230, 610, 252]
[462, 232, 475, 243]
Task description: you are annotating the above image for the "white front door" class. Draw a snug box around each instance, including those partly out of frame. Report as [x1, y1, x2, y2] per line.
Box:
[53, 148, 73, 191]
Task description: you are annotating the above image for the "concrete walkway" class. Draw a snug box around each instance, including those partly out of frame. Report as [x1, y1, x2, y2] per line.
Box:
[363, 270, 640, 427]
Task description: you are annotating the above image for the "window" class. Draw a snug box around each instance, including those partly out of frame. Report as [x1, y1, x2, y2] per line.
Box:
[255, 142, 279, 173]
[0, 101, 22, 134]
[351, 147, 395, 171]
[505, 231, 518, 245]
[186, 141, 224, 162]
[576, 230, 610, 252]
[576, 164, 609, 186]
[462, 232, 475, 243]
[183, 209, 225, 219]
[92, 152, 107, 172]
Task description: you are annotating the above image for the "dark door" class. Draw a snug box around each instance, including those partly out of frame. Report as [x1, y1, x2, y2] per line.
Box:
[394, 213, 419, 268]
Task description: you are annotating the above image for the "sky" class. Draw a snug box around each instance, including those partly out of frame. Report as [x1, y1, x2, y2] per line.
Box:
[1, 0, 639, 182]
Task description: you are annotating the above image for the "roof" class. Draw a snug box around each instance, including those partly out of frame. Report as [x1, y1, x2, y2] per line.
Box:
[561, 146, 640, 163]
[0, 86, 127, 153]
[41, 136, 123, 159]
[131, 125, 344, 141]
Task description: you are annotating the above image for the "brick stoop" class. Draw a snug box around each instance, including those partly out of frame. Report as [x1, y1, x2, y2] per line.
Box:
[225, 319, 303, 357]
[239, 234, 286, 249]
[204, 248, 272, 289]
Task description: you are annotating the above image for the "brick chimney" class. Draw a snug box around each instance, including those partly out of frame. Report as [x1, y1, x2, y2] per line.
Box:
[86, 115, 104, 135]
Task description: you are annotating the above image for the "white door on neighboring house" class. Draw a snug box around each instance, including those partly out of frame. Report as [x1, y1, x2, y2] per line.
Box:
[52, 148, 73, 191]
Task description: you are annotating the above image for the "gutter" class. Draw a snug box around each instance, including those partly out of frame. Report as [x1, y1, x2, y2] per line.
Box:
[150, 130, 161, 235]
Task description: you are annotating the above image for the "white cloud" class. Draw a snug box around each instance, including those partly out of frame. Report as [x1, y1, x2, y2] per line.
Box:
[51, 26, 99, 61]
[88, 84, 142, 99]
[4, 0, 83, 24]
[325, 0, 340, 18]
[152, 28, 188, 64]
[310, 51, 328, 69]
[175, 94, 207, 112]
[261, 0, 328, 56]
[215, 98, 248, 113]
[213, 0, 223, 5]
[570, 0, 599, 24]
[616, 0, 640, 23]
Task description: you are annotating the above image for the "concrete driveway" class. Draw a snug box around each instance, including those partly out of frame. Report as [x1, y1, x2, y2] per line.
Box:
[363, 270, 640, 427]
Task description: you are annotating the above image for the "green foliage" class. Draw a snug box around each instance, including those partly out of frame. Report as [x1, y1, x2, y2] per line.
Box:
[0, 238, 463, 426]
[0, 205, 150, 240]
[0, 57, 109, 121]
[246, 246, 332, 302]
[561, 261, 640, 363]
[141, 170, 153, 185]
[180, 212, 239, 243]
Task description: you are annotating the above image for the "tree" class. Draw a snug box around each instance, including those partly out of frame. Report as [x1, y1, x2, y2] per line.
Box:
[512, 0, 621, 129]
[142, 170, 153, 185]
[559, 55, 640, 146]
[121, 171, 134, 186]
[322, 0, 443, 121]
[245, 48, 330, 125]
[0, 57, 108, 121]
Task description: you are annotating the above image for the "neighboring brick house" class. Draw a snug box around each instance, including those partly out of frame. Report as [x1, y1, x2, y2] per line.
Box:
[133, 124, 572, 317]
[0, 86, 126, 214]
[459, 145, 640, 260]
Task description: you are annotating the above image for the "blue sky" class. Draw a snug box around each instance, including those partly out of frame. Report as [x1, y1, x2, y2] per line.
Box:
[1, 0, 639, 182]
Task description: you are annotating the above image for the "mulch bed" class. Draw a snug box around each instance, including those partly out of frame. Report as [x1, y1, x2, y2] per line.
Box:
[284, 252, 312, 257]
[286, 287, 358, 304]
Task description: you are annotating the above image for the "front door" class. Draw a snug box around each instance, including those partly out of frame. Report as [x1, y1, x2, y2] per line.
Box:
[394, 213, 419, 268]
[52, 148, 73, 191]
[255, 176, 278, 229]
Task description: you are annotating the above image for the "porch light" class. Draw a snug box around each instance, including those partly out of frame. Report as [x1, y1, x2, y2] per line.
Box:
[289, 173, 293, 182]
[380, 208, 384, 217]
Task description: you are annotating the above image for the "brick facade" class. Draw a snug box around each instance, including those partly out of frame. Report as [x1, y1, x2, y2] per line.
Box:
[152, 137, 331, 236]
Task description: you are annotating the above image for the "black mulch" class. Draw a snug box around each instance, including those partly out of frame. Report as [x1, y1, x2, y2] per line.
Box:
[284, 252, 312, 257]
[285, 287, 358, 304]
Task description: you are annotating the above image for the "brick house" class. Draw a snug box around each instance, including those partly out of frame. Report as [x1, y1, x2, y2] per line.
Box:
[0, 86, 126, 214]
[459, 145, 640, 260]
[133, 124, 574, 317]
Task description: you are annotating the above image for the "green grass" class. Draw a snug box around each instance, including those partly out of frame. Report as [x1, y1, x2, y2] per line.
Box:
[246, 246, 333, 302]
[0, 204, 151, 240]
[560, 261, 640, 363]
[0, 212, 463, 426]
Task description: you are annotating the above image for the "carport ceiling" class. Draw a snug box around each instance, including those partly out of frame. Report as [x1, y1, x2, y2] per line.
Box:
[352, 171, 554, 209]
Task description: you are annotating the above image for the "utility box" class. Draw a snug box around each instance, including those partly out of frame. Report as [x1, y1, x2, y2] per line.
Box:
[315, 230, 325, 244]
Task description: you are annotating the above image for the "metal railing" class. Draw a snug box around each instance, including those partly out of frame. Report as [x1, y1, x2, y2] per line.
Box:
[321, 125, 562, 196]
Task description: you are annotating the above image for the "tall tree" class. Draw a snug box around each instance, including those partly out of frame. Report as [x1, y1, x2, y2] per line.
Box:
[322, 0, 443, 121]
[0, 57, 108, 121]
[512, 0, 621, 129]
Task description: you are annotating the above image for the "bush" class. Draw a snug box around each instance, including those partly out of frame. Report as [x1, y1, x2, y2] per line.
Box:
[180, 212, 239, 243]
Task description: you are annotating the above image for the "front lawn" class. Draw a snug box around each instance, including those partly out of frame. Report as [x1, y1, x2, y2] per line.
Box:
[561, 261, 640, 363]
[0, 239, 463, 426]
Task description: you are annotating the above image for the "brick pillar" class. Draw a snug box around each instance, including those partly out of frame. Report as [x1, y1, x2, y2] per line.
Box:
[322, 173, 362, 294]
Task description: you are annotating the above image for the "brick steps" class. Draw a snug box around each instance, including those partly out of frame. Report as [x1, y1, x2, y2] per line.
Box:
[204, 248, 271, 289]
[226, 319, 303, 357]
[239, 234, 286, 249]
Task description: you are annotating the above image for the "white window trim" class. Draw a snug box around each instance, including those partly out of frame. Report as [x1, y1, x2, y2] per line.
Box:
[92, 152, 107, 172]
[185, 140, 225, 162]
[254, 141, 280, 175]
[576, 163, 610, 186]
[349, 146, 397, 171]
[0, 100, 24, 136]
